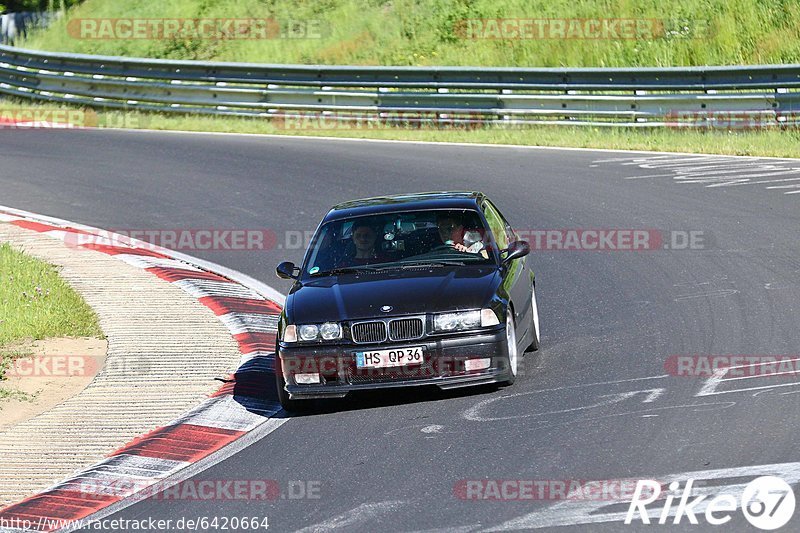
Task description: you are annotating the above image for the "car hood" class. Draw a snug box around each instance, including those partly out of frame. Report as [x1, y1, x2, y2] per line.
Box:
[286, 265, 501, 323]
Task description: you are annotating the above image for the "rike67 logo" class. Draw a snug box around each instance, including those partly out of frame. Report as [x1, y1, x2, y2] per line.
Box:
[625, 476, 795, 530]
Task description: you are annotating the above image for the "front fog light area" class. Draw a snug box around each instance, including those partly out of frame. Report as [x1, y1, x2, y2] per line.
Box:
[295, 373, 321, 384]
[465, 358, 491, 371]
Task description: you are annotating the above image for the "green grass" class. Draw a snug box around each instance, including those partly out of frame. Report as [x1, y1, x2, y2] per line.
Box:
[0, 386, 30, 402]
[11, 1, 800, 158]
[0, 242, 103, 386]
[20, 0, 800, 67]
[137, 112, 800, 158]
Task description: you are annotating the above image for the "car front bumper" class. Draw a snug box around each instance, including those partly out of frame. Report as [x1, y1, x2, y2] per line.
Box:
[277, 328, 510, 399]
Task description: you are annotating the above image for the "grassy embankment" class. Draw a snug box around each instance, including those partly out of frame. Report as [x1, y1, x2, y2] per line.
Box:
[3, 0, 799, 157]
[0, 243, 103, 400]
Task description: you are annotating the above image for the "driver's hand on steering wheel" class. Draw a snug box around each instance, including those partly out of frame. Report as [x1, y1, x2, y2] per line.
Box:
[450, 241, 489, 258]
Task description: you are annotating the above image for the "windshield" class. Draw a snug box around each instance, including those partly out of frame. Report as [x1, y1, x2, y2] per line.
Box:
[301, 209, 498, 277]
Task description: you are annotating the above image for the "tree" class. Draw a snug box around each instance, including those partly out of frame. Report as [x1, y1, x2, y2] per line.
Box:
[3, 0, 81, 12]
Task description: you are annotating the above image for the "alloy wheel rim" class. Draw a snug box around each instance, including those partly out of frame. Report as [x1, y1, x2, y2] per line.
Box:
[531, 287, 540, 344]
[506, 313, 518, 376]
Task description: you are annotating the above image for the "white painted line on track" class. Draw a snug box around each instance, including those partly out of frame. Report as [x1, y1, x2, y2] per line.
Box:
[695, 358, 800, 397]
[49, 454, 189, 497]
[406, 527, 479, 533]
[463, 375, 669, 422]
[80, 454, 189, 479]
[674, 289, 739, 302]
[485, 461, 800, 531]
[172, 278, 265, 300]
[218, 312, 280, 335]
[75, 126, 800, 162]
[708, 176, 800, 187]
[113, 254, 202, 271]
[295, 501, 406, 533]
[597, 154, 800, 196]
[169, 395, 280, 432]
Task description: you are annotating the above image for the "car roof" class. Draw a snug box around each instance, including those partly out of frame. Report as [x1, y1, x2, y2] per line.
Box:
[324, 191, 487, 222]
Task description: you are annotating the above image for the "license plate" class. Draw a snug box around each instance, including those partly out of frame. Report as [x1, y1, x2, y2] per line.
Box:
[355, 346, 424, 369]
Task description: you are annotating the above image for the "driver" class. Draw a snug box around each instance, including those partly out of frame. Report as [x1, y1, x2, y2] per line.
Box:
[352, 222, 379, 259]
[436, 213, 486, 256]
[337, 221, 385, 266]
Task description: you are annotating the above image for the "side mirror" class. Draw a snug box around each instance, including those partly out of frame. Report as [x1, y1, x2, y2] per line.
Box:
[276, 261, 299, 280]
[502, 240, 530, 264]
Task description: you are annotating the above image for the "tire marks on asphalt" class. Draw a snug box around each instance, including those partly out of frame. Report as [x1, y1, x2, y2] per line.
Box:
[594, 154, 800, 196]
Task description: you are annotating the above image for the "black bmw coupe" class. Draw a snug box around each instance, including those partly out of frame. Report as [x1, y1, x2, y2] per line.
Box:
[275, 191, 539, 411]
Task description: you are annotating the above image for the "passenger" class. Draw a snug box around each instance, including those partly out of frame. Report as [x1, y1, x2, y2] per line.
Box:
[436, 213, 487, 256]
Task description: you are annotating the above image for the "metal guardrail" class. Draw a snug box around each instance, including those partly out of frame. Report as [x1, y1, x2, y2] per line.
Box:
[1, 42, 800, 127]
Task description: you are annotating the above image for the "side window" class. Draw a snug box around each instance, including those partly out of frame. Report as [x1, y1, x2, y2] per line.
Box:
[482, 201, 509, 250]
[304, 225, 331, 273]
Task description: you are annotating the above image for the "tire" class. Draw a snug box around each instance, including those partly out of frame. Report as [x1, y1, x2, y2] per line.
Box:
[276, 371, 313, 413]
[525, 284, 541, 352]
[500, 311, 519, 386]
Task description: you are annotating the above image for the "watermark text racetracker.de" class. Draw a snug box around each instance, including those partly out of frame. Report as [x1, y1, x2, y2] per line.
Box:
[517, 229, 708, 251]
[2, 355, 103, 378]
[1, 354, 180, 379]
[67, 18, 324, 40]
[273, 228, 706, 252]
[76, 478, 321, 502]
[455, 479, 651, 501]
[267, 227, 704, 253]
[63, 228, 708, 253]
[666, 110, 800, 130]
[455, 18, 712, 40]
[65, 229, 279, 252]
[665, 355, 800, 378]
[0, 108, 151, 129]
[274, 111, 494, 130]
[0, 108, 96, 129]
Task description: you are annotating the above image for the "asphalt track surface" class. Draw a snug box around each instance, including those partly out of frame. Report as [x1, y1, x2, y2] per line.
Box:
[2, 130, 799, 532]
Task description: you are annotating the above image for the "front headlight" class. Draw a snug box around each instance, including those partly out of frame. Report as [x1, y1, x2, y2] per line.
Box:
[298, 324, 320, 341]
[433, 310, 483, 332]
[283, 322, 343, 343]
[319, 322, 343, 340]
[432, 309, 500, 332]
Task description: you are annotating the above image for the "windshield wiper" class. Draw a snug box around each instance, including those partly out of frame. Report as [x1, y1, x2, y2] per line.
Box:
[396, 260, 468, 268]
[309, 265, 380, 276]
[310, 260, 469, 277]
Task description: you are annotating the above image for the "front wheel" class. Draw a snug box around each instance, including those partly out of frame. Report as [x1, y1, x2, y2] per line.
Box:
[500, 312, 519, 386]
[526, 285, 541, 352]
